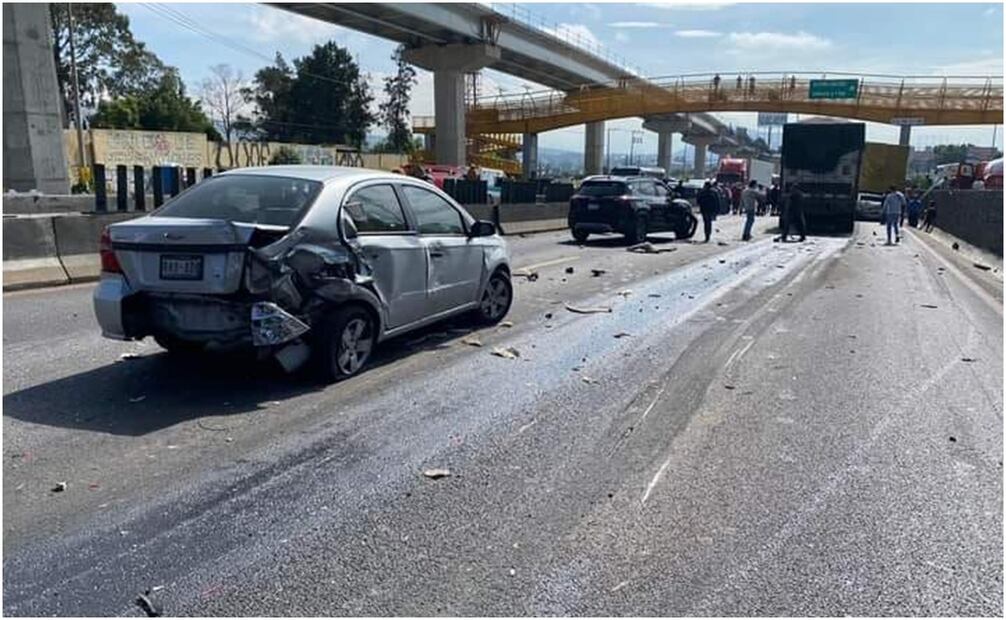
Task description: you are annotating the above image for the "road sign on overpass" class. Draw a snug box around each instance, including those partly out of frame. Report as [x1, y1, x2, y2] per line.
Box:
[808, 78, 860, 99]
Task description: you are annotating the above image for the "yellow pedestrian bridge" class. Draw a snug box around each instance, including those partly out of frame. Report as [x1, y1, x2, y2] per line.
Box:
[416, 72, 1003, 136]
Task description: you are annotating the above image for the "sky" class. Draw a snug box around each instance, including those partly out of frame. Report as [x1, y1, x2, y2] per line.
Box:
[117, 1, 1004, 156]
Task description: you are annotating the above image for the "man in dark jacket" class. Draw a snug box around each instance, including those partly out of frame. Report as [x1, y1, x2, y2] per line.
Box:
[697, 181, 720, 243]
[779, 182, 807, 242]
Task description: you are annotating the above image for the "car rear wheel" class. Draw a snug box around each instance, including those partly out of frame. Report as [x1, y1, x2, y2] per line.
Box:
[572, 228, 589, 243]
[626, 215, 648, 244]
[475, 270, 513, 324]
[315, 305, 376, 381]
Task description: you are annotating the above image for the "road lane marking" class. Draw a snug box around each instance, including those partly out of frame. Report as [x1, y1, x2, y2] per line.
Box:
[514, 256, 579, 272]
[641, 454, 674, 505]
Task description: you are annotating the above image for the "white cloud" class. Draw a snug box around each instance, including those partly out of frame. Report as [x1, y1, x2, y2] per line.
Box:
[610, 21, 666, 28]
[639, 2, 735, 11]
[543, 23, 603, 50]
[675, 29, 722, 38]
[727, 31, 832, 51]
[246, 6, 339, 44]
[933, 56, 1003, 76]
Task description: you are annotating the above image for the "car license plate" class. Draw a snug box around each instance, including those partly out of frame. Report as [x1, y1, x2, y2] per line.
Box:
[160, 254, 203, 280]
[587, 201, 600, 210]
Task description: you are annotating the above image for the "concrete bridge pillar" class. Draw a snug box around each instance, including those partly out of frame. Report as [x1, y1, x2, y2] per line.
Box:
[657, 132, 673, 173]
[584, 121, 604, 175]
[3, 4, 69, 193]
[522, 132, 538, 179]
[403, 43, 500, 166]
[691, 137, 714, 178]
[898, 125, 912, 146]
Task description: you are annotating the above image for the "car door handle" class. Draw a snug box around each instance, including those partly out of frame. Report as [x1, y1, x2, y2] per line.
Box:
[429, 251, 444, 258]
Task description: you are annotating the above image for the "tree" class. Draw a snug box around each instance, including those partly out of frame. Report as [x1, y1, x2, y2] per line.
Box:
[932, 144, 970, 165]
[244, 43, 375, 147]
[91, 70, 218, 138]
[378, 46, 417, 153]
[198, 64, 249, 143]
[50, 4, 169, 125]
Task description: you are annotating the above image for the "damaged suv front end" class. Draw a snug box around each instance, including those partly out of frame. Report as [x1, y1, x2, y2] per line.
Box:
[94, 166, 513, 379]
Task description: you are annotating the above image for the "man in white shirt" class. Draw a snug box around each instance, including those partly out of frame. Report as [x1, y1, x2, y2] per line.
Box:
[741, 180, 762, 241]
[881, 185, 907, 244]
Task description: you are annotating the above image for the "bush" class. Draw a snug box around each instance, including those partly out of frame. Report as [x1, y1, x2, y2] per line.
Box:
[269, 145, 302, 165]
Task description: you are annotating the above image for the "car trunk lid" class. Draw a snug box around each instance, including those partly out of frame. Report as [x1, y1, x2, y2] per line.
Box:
[109, 216, 287, 294]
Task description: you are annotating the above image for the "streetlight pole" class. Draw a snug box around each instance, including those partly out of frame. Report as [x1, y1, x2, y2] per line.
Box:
[67, 3, 86, 172]
[605, 127, 612, 173]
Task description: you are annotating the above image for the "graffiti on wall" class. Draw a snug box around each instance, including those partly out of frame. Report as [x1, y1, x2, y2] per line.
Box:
[92, 129, 208, 168]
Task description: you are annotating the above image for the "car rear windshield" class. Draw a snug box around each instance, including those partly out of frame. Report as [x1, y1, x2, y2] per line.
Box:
[577, 181, 629, 197]
[155, 175, 323, 227]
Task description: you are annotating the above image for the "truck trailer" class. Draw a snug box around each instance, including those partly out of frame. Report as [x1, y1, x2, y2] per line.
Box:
[780, 122, 866, 234]
[715, 157, 775, 187]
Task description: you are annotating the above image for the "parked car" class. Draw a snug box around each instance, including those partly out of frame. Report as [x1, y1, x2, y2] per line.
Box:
[94, 166, 513, 380]
[855, 191, 885, 221]
[567, 175, 698, 243]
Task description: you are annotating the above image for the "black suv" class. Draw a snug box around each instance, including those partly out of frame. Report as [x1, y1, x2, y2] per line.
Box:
[568, 176, 697, 243]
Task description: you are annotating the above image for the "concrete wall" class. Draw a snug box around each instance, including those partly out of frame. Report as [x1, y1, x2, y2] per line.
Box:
[931, 190, 1003, 256]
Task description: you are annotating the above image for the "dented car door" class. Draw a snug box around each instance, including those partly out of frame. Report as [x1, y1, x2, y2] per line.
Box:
[399, 184, 483, 314]
[341, 183, 428, 329]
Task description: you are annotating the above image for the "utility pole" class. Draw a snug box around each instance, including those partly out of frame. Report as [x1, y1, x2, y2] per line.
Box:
[67, 3, 86, 172]
[628, 130, 643, 166]
[605, 127, 613, 173]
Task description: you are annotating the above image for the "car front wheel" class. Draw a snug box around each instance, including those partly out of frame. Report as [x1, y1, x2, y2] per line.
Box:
[572, 227, 589, 243]
[475, 270, 513, 324]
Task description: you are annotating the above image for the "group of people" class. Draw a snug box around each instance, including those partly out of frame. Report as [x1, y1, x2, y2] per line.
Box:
[694, 179, 788, 243]
[879, 186, 937, 244]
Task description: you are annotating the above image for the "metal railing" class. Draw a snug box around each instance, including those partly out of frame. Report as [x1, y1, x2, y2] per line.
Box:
[470, 72, 1004, 124]
[482, 2, 640, 76]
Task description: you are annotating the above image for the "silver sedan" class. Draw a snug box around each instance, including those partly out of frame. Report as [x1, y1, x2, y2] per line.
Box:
[94, 166, 513, 380]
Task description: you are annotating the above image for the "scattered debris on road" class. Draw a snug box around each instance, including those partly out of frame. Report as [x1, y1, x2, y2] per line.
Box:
[565, 266, 575, 274]
[119, 352, 142, 361]
[51, 481, 67, 493]
[581, 376, 599, 385]
[717, 241, 729, 246]
[617, 290, 633, 298]
[423, 468, 451, 479]
[461, 336, 483, 347]
[973, 262, 992, 271]
[129, 395, 147, 403]
[920, 304, 939, 309]
[724, 385, 736, 390]
[499, 321, 514, 328]
[627, 242, 676, 254]
[544, 312, 553, 320]
[491, 346, 521, 359]
[135, 591, 162, 617]
[591, 269, 606, 277]
[513, 270, 539, 281]
[613, 332, 632, 339]
[564, 303, 612, 314]
[952, 242, 960, 251]
[961, 357, 977, 362]
[648, 293, 661, 298]
[948, 436, 957, 442]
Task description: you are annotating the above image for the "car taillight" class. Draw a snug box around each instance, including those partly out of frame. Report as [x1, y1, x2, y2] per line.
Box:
[99, 226, 122, 274]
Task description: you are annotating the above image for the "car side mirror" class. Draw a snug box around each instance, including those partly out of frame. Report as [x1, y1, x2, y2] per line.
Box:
[469, 220, 496, 237]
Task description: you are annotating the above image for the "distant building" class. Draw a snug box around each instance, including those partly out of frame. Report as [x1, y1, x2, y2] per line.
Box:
[908, 147, 936, 175]
[966, 145, 998, 163]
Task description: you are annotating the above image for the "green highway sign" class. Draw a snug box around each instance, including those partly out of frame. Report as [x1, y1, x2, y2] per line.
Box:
[808, 79, 859, 99]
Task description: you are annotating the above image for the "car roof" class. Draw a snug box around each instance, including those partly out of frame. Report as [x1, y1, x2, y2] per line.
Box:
[217, 165, 393, 185]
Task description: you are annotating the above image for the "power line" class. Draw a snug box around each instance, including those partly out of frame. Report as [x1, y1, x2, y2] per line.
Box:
[141, 3, 372, 91]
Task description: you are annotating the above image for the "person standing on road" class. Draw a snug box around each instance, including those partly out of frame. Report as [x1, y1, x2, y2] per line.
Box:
[768, 182, 781, 216]
[741, 180, 761, 241]
[697, 181, 720, 243]
[881, 184, 907, 244]
[907, 192, 923, 228]
[777, 182, 807, 242]
[923, 200, 937, 232]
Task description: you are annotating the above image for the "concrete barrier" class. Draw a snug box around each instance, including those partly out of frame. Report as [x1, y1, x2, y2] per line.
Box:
[54, 212, 139, 281]
[2, 216, 68, 289]
[931, 189, 1003, 256]
[3, 201, 574, 291]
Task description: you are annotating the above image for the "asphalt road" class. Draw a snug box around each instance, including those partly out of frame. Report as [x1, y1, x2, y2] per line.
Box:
[3, 216, 1002, 616]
